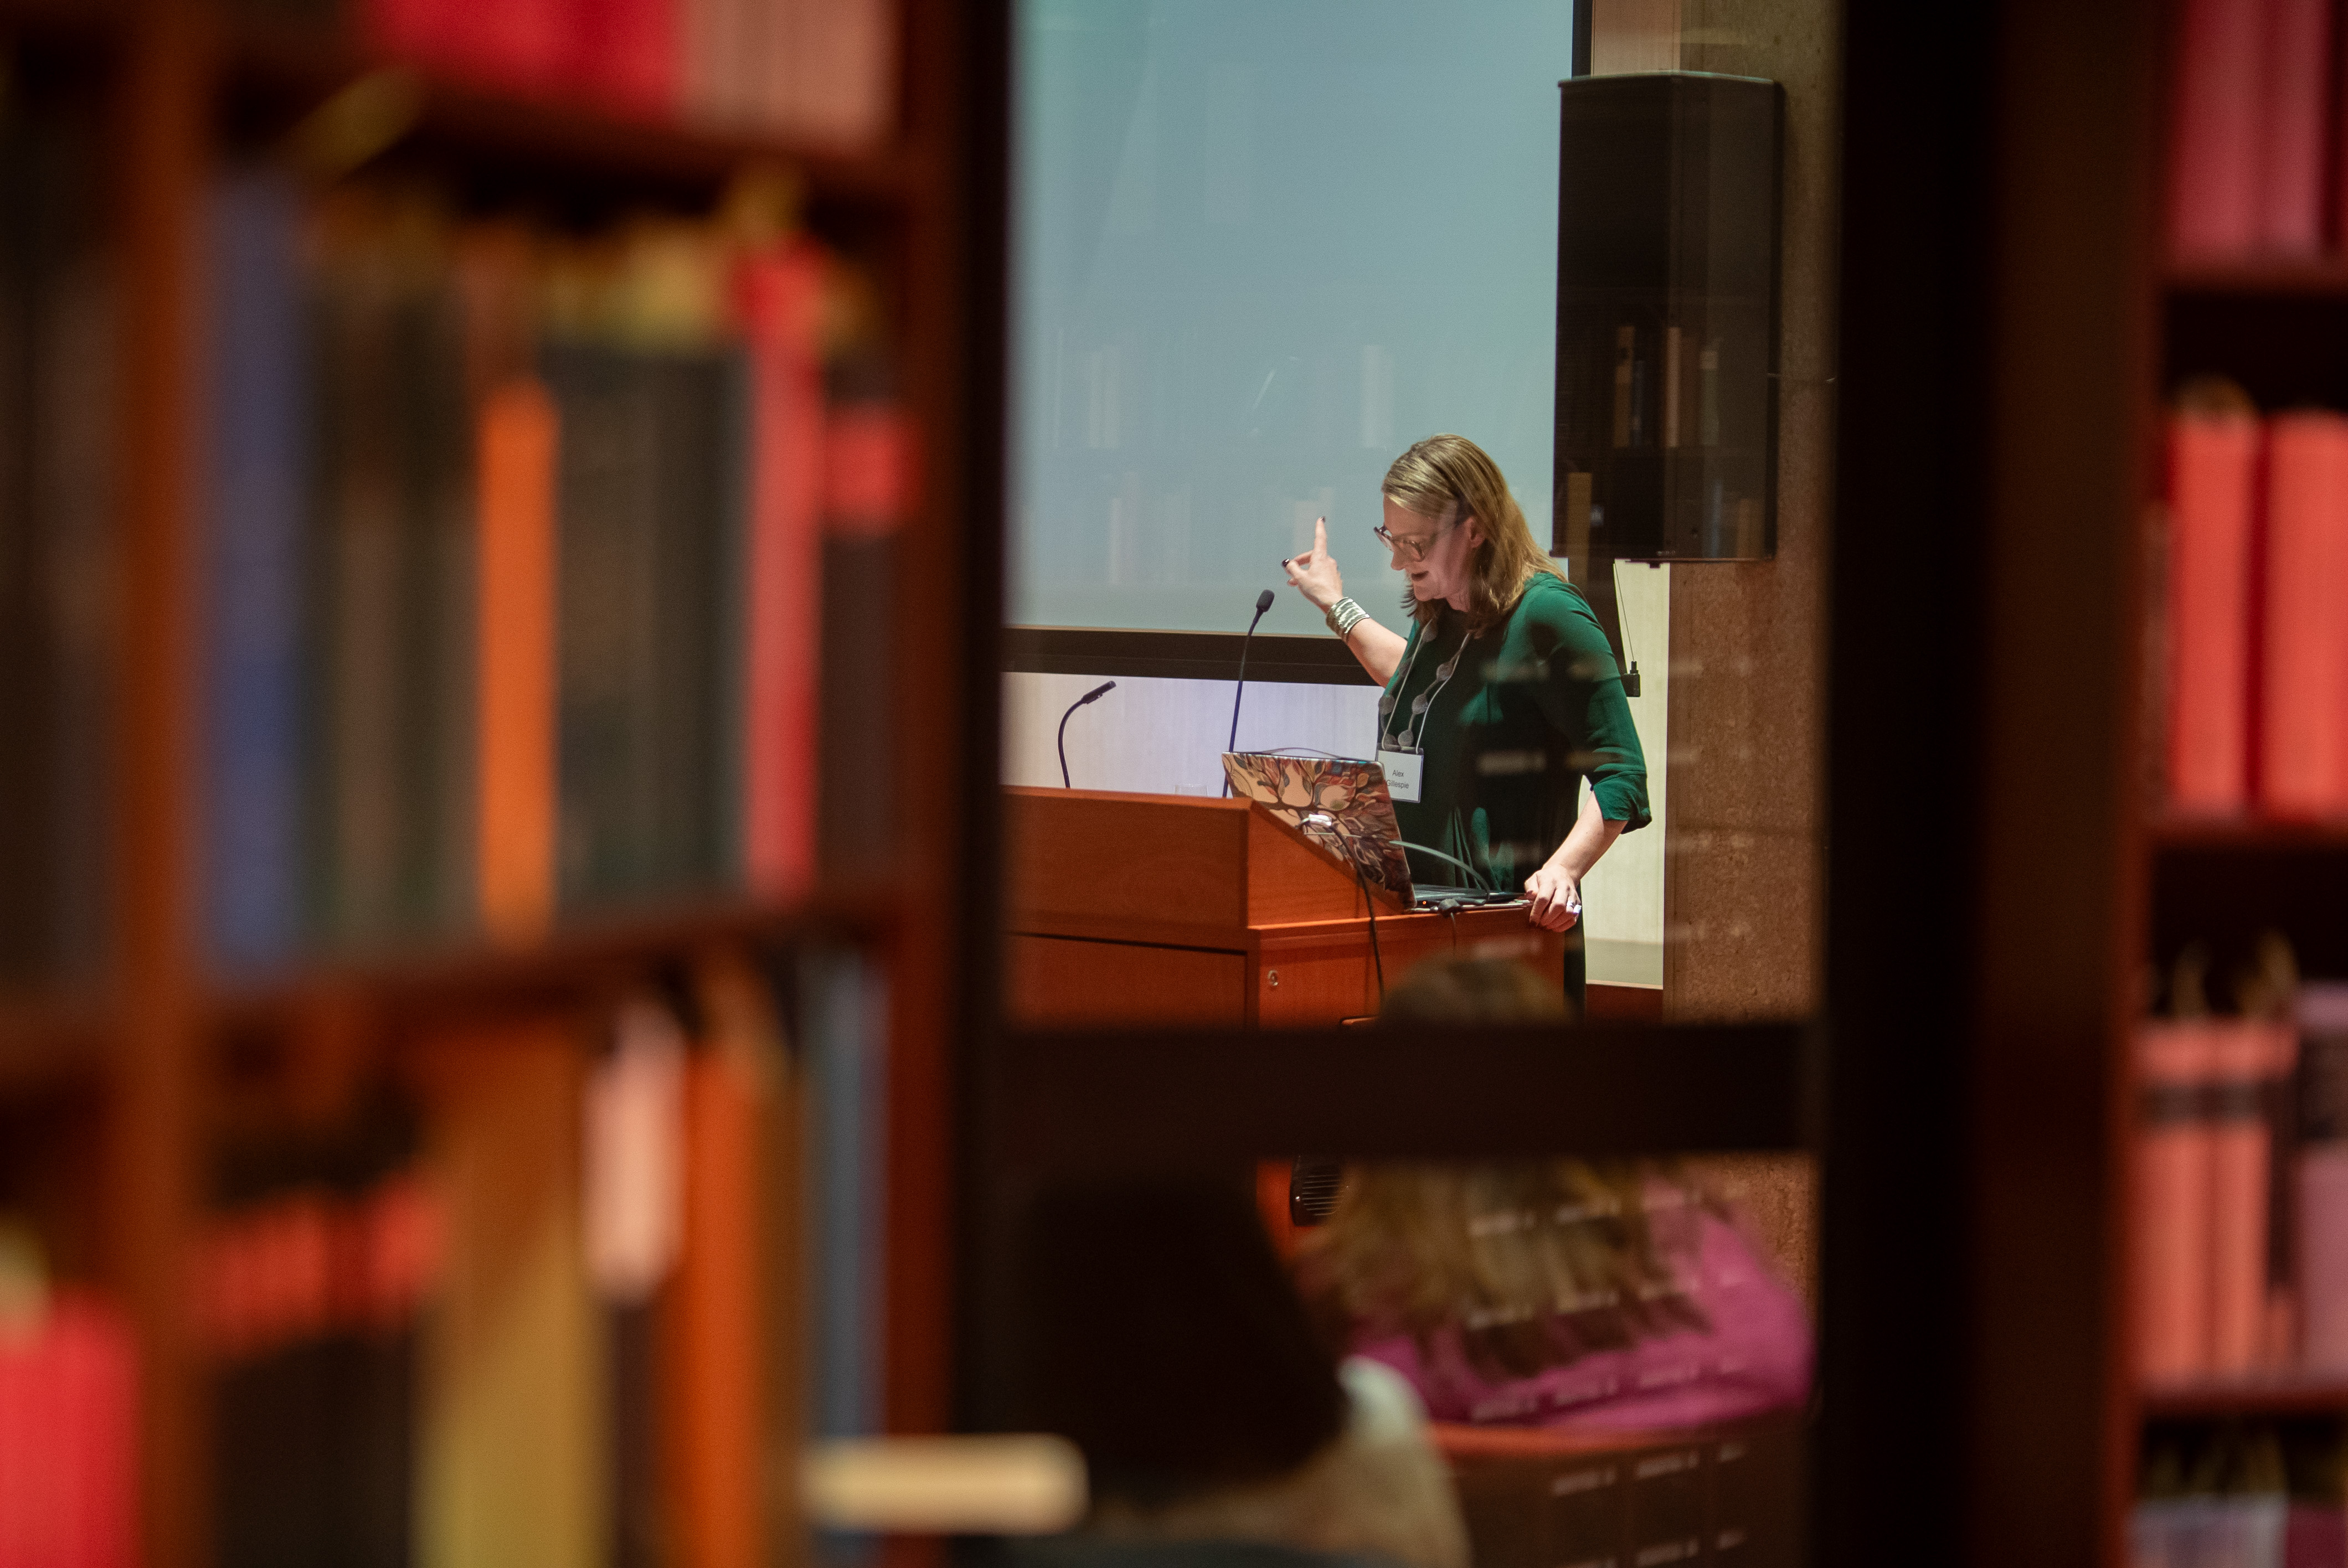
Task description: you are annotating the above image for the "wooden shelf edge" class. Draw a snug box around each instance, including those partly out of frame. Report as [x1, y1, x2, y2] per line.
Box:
[0, 4, 921, 204]
[991, 1020, 1810, 1168]
[222, 19, 916, 203]
[0, 0, 126, 44]
[2150, 814, 2348, 850]
[2166, 259, 2348, 298]
[0, 996, 114, 1098]
[2141, 1375, 2348, 1419]
[202, 888, 898, 1027]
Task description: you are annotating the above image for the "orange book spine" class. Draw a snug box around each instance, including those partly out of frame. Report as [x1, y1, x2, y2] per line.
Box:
[664, 1050, 764, 1568]
[2166, 410, 2260, 812]
[476, 379, 560, 941]
[2261, 412, 2348, 816]
[2207, 1022, 2283, 1375]
[2262, 1019, 2301, 1365]
[2137, 1022, 2217, 1381]
[1255, 1159, 1300, 1261]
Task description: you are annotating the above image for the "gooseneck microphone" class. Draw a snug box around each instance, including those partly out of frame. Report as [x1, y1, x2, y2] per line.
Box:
[1222, 589, 1277, 796]
[1057, 679, 1116, 788]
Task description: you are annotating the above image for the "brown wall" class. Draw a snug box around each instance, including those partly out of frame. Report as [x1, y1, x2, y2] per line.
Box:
[1662, 0, 1841, 1025]
[1588, 0, 1840, 1302]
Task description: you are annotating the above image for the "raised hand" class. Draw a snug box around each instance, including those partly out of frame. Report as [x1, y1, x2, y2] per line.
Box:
[1282, 516, 1344, 612]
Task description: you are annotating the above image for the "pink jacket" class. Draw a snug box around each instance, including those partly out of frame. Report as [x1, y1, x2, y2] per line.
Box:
[1349, 1202, 1813, 1432]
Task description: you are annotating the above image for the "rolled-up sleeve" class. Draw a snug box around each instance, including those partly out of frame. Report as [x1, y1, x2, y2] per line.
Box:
[1529, 591, 1651, 833]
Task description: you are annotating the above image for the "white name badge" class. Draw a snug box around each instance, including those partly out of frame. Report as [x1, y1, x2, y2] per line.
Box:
[1377, 748, 1424, 804]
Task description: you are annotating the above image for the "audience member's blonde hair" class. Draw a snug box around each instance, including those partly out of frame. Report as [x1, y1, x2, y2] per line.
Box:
[1299, 957, 1709, 1380]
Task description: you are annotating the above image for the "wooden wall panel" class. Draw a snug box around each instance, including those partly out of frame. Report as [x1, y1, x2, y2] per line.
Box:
[1005, 935, 1248, 1028]
[1006, 790, 1253, 931]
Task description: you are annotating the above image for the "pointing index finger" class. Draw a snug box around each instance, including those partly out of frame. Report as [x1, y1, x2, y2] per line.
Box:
[1314, 515, 1328, 554]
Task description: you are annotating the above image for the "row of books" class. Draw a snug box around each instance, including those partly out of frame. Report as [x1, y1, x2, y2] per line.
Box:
[202, 168, 907, 974]
[2134, 972, 2348, 1384]
[2169, 0, 2346, 260]
[201, 1094, 432, 1567]
[2135, 1422, 2347, 1568]
[327, 0, 896, 149]
[194, 945, 885, 1567]
[0, 1226, 136, 1568]
[2162, 387, 2348, 819]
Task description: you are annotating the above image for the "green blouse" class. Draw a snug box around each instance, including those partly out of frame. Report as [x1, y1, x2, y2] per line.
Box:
[1379, 572, 1650, 894]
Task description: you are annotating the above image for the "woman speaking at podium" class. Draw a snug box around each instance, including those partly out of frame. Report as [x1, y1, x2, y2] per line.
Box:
[1281, 434, 1648, 1002]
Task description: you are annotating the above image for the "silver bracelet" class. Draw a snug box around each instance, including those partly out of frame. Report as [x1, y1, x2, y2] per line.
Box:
[1325, 597, 1367, 638]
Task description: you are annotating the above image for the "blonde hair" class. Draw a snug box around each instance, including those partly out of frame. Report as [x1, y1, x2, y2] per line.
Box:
[1381, 434, 1564, 630]
[1300, 1159, 1708, 1380]
[1295, 958, 1710, 1381]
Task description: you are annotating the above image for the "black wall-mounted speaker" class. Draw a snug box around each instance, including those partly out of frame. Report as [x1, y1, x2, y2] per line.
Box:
[1554, 73, 1784, 565]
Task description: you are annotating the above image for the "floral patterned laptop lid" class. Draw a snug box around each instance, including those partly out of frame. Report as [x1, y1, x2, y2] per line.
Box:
[1219, 752, 1414, 905]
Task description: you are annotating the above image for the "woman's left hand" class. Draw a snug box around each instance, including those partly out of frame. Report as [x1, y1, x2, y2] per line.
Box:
[1523, 863, 1583, 932]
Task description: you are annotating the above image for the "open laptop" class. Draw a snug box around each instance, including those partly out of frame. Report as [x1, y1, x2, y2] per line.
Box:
[1219, 752, 1517, 910]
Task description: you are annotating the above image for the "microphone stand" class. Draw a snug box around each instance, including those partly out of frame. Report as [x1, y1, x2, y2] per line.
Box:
[1223, 589, 1276, 796]
[1057, 679, 1116, 788]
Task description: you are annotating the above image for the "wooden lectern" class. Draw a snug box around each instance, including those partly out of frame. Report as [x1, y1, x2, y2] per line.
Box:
[1004, 787, 1568, 1029]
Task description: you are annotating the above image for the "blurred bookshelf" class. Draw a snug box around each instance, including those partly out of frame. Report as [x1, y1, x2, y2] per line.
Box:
[2126, 2, 2348, 1556]
[0, 0, 973, 1562]
[199, 886, 899, 1027]
[0, 996, 114, 1091]
[222, 29, 920, 198]
[2143, 1375, 2348, 1422]
[2148, 816, 2348, 851]
[2165, 260, 2348, 298]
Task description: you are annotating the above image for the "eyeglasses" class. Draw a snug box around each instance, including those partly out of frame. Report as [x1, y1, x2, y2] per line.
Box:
[1373, 515, 1461, 564]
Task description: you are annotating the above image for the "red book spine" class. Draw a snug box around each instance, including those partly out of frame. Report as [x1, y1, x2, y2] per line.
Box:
[2166, 410, 2260, 812]
[735, 246, 828, 900]
[823, 404, 914, 539]
[2262, 0, 2332, 251]
[0, 1294, 137, 1568]
[446, 0, 570, 95]
[574, 0, 678, 115]
[361, 0, 455, 73]
[2288, 1503, 2348, 1568]
[2169, 0, 2266, 258]
[2261, 412, 2348, 817]
[2303, 1147, 2348, 1369]
[2138, 1022, 2217, 1381]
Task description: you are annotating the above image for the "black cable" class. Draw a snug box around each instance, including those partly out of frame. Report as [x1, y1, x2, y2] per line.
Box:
[1354, 859, 1385, 1002]
[1392, 838, 1498, 895]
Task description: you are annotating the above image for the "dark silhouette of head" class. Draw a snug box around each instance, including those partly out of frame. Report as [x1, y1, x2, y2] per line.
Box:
[1015, 1175, 1346, 1510]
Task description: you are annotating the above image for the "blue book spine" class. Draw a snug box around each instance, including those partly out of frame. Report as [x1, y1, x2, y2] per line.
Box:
[802, 946, 889, 1568]
[806, 945, 889, 1438]
[203, 172, 307, 971]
